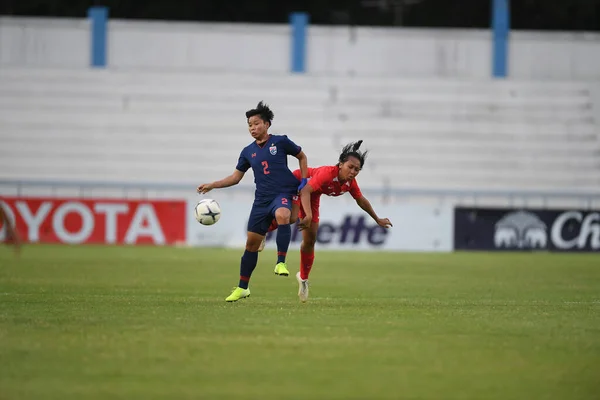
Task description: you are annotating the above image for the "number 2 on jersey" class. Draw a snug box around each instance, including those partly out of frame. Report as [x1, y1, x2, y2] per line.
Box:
[262, 161, 270, 175]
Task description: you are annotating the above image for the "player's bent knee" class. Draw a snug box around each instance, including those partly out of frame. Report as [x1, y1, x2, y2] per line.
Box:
[275, 207, 291, 224]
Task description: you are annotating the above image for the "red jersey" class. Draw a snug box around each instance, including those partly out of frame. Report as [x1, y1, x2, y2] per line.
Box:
[293, 166, 363, 199]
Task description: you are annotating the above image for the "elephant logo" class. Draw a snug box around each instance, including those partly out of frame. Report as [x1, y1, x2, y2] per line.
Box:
[494, 211, 547, 249]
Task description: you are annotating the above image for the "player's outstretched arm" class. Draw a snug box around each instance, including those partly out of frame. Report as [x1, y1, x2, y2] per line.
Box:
[355, 196, 393, 228]
[197, 170, 245, 194]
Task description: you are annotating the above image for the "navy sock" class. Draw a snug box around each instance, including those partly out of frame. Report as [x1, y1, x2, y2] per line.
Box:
[276, 223, 291, 264]
[239, 250, 258, 289]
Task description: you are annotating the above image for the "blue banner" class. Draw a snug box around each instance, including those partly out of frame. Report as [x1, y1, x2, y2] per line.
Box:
[454, 207, 600, 252]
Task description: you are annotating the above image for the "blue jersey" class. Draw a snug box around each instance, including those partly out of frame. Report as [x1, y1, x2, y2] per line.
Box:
[236, 134, 301, 202]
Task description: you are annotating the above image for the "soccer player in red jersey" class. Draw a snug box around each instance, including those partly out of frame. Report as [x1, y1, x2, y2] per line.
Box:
[263, 140, 392, 302]
[0, 202, 21, 255]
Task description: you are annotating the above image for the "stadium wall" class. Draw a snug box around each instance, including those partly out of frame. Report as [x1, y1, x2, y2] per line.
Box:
[2, 17, 600, 80]
[0, 17, 89, 68]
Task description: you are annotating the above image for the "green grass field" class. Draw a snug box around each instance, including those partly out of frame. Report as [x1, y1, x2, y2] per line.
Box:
[0, 244, 599, 400]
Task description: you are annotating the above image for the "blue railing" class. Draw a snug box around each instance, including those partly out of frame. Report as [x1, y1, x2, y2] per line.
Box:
[1, 178, 598, 209]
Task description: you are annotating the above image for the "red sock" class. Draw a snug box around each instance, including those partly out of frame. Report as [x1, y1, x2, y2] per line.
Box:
[300, 250, 314, 280]
[267, 220, 278, 233]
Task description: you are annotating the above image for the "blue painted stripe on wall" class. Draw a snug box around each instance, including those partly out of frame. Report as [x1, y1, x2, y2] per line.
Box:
[290, 12, 309, 73]
[88, 6, 108, 68]
[492, 0, 510, 78]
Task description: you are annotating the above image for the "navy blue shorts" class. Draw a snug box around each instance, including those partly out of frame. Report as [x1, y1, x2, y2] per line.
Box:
[247, 193, 296, 236]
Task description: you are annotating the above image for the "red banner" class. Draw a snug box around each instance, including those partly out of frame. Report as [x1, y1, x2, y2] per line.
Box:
[0, 196, 186, 245]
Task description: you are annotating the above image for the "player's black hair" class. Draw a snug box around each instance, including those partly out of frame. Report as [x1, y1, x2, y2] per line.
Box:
[245, 101, 274, 127]
[339, 140, 368, 169]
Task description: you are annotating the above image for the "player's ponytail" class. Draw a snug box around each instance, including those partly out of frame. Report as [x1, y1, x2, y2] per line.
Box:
[339, 140, 368, 168]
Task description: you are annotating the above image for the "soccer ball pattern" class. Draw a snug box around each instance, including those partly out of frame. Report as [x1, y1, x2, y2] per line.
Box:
[195, 199, 221, 225]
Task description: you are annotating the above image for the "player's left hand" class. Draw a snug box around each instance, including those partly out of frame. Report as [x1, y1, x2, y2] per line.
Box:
[297, 178, 308, 192]
[298, 215, 312, 231]
[377, 218, 393, 228]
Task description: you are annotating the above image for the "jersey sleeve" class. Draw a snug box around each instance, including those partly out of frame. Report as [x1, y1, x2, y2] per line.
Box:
[280, 135, 302, 156]
[307, 167, 335, 192]
[293, 167, 313, 180]
[235, 150, 250, 172]
[349, 179, 363, 199]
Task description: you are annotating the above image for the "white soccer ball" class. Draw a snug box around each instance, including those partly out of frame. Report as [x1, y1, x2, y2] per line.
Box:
[194, 199, 221, 226]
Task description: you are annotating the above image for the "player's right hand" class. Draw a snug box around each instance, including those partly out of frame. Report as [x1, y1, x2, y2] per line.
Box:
[298, 215, 312, 231]
[377, 218, 393, 228]
[197, 183, 214, 194]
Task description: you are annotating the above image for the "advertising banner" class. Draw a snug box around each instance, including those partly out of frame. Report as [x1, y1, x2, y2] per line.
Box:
[187, 197, 454, 252]
[454, 207, 600, 252]
[0, 197, 186, 245]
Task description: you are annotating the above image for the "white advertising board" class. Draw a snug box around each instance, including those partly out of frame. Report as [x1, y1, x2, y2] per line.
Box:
[186, 197, 453, 252]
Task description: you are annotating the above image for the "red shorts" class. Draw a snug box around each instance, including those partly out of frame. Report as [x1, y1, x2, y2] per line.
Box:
[295, 193, 321, 223]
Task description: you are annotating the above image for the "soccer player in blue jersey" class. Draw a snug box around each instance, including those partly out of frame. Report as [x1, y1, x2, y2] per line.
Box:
[197, 101, 308, 302]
